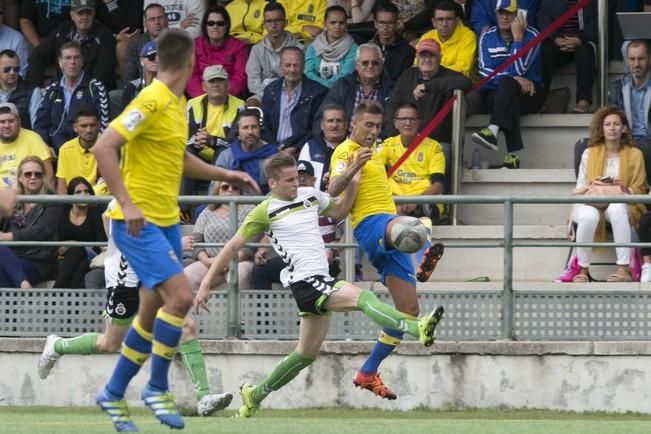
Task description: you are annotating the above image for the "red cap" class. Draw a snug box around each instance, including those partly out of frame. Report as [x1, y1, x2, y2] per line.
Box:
[416, 39, 441, 55]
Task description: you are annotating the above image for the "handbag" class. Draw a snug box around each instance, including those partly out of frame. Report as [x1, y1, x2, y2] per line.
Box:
[582, 181, 626, 209]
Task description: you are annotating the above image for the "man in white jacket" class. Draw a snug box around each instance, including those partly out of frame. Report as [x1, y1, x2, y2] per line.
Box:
[246, 2, 303, 106]
[144, 0, 204, 38]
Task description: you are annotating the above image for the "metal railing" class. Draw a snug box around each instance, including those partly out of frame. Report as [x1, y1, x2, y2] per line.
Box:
[5, 193, 651, 340]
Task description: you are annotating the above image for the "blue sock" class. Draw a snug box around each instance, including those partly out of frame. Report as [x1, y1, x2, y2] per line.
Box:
[149, 309, 184, 391]
[106, 317, 152, 398]
[360, 328, 404, 374]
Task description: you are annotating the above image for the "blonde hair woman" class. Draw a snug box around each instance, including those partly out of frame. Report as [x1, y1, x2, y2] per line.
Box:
[572, 107, 648, 282]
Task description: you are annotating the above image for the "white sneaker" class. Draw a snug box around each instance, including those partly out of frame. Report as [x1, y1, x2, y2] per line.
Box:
[37, 335, 61, 379]
[641, 264, 651, 282]
[197, 392, 233, 417]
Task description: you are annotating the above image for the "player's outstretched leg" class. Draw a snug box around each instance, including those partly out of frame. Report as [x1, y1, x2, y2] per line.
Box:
[38, 333, 103, 379]
[236, 351, 316, 418]
[417, 242, 444, 283]
[96, 386, 138, 432]
[37, 335, 61, 379]
[179, 336, 233, 416]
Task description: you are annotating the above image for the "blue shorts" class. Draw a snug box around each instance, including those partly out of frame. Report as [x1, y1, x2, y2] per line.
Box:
[111, 220, 183, 290]
[354, 214, 415, 286]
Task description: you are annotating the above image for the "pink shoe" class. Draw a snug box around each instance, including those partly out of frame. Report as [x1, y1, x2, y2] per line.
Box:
[630, 248, 642, 282]
[554, 255, 580, 283]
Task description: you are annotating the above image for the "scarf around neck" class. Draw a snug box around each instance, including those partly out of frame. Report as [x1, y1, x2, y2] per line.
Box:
[229, 139, 278, 185]
[310, 31, 354, 63]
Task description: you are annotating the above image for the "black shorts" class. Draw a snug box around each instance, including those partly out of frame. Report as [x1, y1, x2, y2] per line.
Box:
[104, 285, 139, 325]
[289, 275, 343, 315]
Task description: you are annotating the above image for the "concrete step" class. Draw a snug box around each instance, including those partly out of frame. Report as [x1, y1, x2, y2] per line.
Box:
[357, 225, 571, 283]
[458, 168, 575, 225]
[463, 114, 590, 169]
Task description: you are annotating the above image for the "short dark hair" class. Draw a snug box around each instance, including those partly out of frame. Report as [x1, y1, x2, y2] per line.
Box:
[321, 103, 346, 118]
[0, 49, 18, 60]
[59, 41, 82, 59]
[264, 2, 286, 17]
[325, 5, 347, 21]
[67, 176, 95, 196]
[434, 0, 460, 17]
[373, 1, 399, 19]
[143, 2, 165, 18]
[236, 107, 262, 129]
[395, 102, 419, 115]
[353, 100, 384, 120]
[627, 40, 650, 56]
[157, 28, 193, 71]
[201, 5, 231, 39]
[74, 105, 99, 120]
[264, 153, 296, 180]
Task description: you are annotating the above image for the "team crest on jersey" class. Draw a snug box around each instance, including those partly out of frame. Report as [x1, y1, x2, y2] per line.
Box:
[303, 199, 312, 208]
[75, 91, 83, 99]
[122, 109, 145, 132]
[417, 152, 423, 162]
[308, 4, 314, 13]
[115, 303, 126, 316]
[254, 9, 260, 18]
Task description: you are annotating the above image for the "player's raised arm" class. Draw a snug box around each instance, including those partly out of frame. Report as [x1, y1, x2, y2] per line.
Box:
[327, 160, 361, 221]
[328, 147, 371, 197]
[183, 151, 261, 193]
[194, 232, 250, 313]
[92, 127, 145, 236]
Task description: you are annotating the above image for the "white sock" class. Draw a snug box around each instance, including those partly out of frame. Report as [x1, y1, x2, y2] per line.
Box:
[488, 124, 499, 136]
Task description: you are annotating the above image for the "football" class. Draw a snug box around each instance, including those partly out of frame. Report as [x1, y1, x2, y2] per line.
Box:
[390, 217, 428, 253]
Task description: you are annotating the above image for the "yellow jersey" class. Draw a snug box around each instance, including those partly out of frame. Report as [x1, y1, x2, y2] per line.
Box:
[278, 0, 326, 39]
[56, 137, 98, 187]
[330, 138, 396, 228]
[378, 135, 445, 196]
[0, 128, 52, 189]
[107, 79, 187, 226]
[418, 23, 477, 78]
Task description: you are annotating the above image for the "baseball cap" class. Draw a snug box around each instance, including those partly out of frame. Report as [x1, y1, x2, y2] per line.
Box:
[0, 102, 19, 118]
[416, 39, 441, 55]
[203, 65, 229, 81]
[496, 0, 518, 13]
[71, 0, 95, 13]
[297, 160, 315, 177]
[140, 41, 157, 58]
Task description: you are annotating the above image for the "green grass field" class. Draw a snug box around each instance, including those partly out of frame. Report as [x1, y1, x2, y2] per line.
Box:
[4, 407, 651, 434]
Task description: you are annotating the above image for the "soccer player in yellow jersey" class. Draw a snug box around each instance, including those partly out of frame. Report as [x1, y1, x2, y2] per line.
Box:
[329, 101, 444, 401]
[92, 29, 259, 432]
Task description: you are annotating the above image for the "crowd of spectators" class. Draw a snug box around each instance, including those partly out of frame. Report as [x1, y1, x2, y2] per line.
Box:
[0, 0, 648, 288]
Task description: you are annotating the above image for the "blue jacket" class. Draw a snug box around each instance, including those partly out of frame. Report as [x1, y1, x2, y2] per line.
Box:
[536, 0, 597, 44]
[470, 0, 540, 35]
[33, 73, 108, 151]
[608, 73, 651, 139]
[262, 75, 327, 151]
[477, 26, 542, 90]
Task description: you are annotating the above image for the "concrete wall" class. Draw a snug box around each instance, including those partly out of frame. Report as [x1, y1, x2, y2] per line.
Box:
[3, 339, 651, 413]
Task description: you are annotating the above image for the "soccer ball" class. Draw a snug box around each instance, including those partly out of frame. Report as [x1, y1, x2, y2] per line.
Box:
[390, 217, 428, 253]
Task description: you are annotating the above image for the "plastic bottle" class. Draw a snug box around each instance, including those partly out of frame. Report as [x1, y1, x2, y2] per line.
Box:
[472, 148, 481, 169]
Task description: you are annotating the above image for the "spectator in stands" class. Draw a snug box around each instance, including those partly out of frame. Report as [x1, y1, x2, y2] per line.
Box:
[262, 47, 327, 154]
[380, 102, 446, 222]
[121, 41, 159, 110]
[187, 5, 248, 98]
[181, 65, 245, 207]
[392, 0, 436, 38]
[470, 0, 539, 36]
[0, 102, 53, 189]
[0, 156, 62, 288]
[54, 176, 106, 289]
[145, 0, 205, 38]
[388, 38, 470, 170]
[454, 0, 472, 23]
[305, 5, 358, 87]
[246, 2, 303, 107]
[226, 0, 266, 45]
[215, 108, 278, 194]
[278, 0, 326, 41]
[20, 1, 77, 47]
[470, 0, 543, 169]
[318, 43, 393, 135]
[124, 3, 168, 82]
[538, 0, 597, 114]
[297, 103, 347, 190]
[33, 42, 108, 153]
[329, 0, 375, 24]
[0, 50, 42, 129]
[0, 4, 29, 77]
[418, 0, 477, 78]
[250, 159, 341, 289]
[572, 107, 647, 283]
[0, 187, 16, 217]
[370, 1, 415, 83]
[55, 105, 100, 194]
[184, 180, 254, 291]
[26, 0, 116, 90]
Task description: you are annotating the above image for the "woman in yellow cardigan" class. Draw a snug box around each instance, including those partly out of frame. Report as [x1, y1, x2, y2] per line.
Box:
[572, 107, 648, 283]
